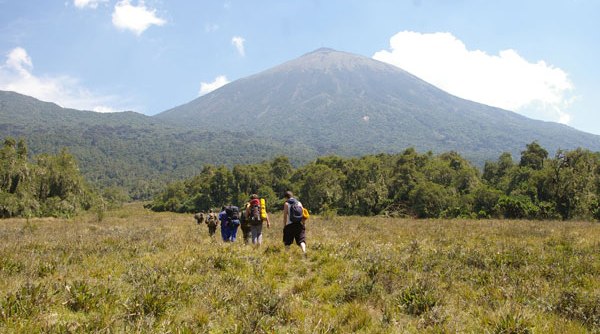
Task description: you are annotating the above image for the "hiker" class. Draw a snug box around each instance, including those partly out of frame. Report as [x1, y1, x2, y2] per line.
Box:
[218, 206, 230, 242]
[240, 202, 252, 244]
[205, 209, 219, 237]
[245, 194, 271, 246]
[193, 211, 205, 225]
[282, 191, 306, 255]
[223, 205, 241, 242]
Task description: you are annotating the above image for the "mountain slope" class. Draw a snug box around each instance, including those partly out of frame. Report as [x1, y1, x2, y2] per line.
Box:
[157, 48, 600, 162]
[0, 90, 315, 198]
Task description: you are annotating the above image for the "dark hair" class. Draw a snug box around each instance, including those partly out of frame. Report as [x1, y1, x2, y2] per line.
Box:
[250, 194, 259, 200]
[284, 191, 294, 199]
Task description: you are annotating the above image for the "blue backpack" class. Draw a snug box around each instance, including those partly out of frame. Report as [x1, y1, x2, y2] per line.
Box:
[287, 198, 304, 224]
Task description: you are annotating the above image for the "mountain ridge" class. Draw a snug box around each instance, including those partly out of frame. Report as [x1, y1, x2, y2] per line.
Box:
[157, 48, 600, 161]
[0, 90, 316, 198]
[2, 47, 600, 197]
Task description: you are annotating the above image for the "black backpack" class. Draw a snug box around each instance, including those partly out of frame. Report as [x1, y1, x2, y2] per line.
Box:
[288, 198, 303, 224]
[225, 205, 240, 220]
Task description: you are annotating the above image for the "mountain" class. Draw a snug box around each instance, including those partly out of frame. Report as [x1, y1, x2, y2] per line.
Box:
[3, 48, 600, 198]
[0, 90, 315, 199]
[157, 48, 600, 162]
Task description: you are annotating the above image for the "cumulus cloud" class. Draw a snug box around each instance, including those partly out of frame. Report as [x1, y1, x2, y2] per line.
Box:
[373, 31, 574, 124]
[231, 36, 246, 56]
[199, 75, 230, 96]
[73, 0, 107, 9]
[0, 47, 123, 113]
[112, 0, 166, 35]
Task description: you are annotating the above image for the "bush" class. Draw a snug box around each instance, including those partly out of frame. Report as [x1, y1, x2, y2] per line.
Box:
[495, 195, 539, 219]
[555, 290, 600, 330]
[397, 280, 439, 316]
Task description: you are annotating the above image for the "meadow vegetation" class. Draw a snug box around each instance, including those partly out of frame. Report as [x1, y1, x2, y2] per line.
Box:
[1, 203, 599, 333]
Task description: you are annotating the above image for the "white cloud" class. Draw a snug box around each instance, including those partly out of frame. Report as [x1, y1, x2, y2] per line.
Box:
[373, 31, 574, 124]
[199, 75, 230, 96]
[73, 0, 107, 9]
[0, 47, 124, 113]
[231, 36, 245, 56]
[93, 106, 119, 113]
[112, 0, 166, 36]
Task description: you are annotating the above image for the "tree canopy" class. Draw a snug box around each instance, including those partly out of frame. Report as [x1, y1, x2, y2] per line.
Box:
[0, 137, 110, 218]
[148, 143, 600, 221]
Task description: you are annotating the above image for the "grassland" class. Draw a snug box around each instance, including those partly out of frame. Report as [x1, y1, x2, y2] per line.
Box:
[0, 203, 599, 333]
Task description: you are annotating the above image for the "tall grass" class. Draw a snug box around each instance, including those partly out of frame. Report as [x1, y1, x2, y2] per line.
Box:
[0, 203, 599, 333]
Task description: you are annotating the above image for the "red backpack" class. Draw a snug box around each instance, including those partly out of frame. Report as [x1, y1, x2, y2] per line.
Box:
[249, 199, 262, 225]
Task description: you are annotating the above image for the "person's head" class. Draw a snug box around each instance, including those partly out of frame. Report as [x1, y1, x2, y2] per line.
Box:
[208, 209, 213, 213]
[221, 206, 226, 211]
[250, 194, 259, 200]
[284, 191, 294, 199]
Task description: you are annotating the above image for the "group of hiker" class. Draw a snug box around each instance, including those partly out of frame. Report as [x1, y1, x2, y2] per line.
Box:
[194, 191, 308, 254]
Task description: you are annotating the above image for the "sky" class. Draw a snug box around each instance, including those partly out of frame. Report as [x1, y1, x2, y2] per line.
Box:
[1, 1, 599, 134]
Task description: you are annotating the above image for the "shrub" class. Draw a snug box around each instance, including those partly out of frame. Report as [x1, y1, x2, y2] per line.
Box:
[397, 280, 439, 316]
[487, 312, 533, 334]
[0, 283, 50, 322]
[495, 195, 539, 219]
[555, 290, 600, 330]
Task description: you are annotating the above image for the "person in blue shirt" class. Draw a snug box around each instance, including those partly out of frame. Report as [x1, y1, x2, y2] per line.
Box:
[219, 205, 240, 242]
[218, 206, 230, 242]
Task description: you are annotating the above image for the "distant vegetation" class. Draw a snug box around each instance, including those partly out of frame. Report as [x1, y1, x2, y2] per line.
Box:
[149, 142, 600, 221]
[0, 137, 126, 218]
[0, 91, 316, 200]
[1, 204, 598, 332]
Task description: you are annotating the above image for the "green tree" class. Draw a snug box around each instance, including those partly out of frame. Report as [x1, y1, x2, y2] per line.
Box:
[0, 138, 98, 218]
[519, 141, 548, 170]
[342, 156, 390, 215]
[543, 149, 599, 219]
[295, 163, 343, 213]
[409, 181, 456, 218]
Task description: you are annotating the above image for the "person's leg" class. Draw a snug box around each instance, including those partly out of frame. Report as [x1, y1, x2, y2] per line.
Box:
[283, 224, 293, 250]
[252, 224, 263, 245]
[296, 224, 307, 254]
[245, 225, 252, 244]
[230, 224, 238, 242]
[221, 223, 229, 242]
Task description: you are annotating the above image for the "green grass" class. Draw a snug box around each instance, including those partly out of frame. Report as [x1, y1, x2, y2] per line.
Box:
[0, 203, 599, 333]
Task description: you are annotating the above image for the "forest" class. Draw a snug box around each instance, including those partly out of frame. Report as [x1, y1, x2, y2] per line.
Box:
[148, 142, 600, 221]
[0, 137, 127, 218]
[3, 134, 600, 221]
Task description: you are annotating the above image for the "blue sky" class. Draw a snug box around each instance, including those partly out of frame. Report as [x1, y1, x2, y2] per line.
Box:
[1, 0, 599, 134]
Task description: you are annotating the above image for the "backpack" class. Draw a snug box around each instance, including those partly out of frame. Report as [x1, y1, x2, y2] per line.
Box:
[206, 213, 217, 226]
[249, 199, 262, 226]
[260, 198, 267, 220]
[225, 205, 240, 221]
[288, 198, 304, 224]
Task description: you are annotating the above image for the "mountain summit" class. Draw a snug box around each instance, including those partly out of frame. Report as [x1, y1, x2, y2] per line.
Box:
[157, 48, 600, 162]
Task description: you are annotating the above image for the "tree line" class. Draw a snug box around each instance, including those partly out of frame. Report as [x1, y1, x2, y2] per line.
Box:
[0, 138, 128, 218]
[148, 142, 600, 221]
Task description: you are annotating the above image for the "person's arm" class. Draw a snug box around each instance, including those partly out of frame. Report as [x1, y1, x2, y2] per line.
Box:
[282, 202, 288, 228]
[265, 212, 271, 228]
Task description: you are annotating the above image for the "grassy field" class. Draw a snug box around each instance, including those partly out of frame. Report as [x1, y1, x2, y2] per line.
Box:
[0, 203, 599, 333]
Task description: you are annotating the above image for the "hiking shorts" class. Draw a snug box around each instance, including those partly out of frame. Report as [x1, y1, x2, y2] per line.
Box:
[283, 222, 305, 246]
